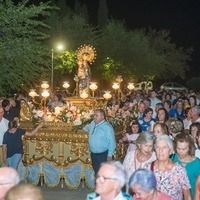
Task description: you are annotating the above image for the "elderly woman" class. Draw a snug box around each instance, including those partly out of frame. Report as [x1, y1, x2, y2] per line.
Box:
[129, 169, 170, 200]
[171, 133, 200, 198]
[123, 132, 156, 181]
[153, 135, 191, 200]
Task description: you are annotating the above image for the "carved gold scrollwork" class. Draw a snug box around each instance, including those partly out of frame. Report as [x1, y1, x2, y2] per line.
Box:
[35, 141, 53, 155]
[70, 142, 89, 157]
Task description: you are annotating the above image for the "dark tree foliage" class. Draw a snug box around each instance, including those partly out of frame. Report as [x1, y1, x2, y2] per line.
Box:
[0, 0, 54, 95]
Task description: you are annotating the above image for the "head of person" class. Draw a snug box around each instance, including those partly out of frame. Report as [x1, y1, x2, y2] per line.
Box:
[189, 95, 197, 107]
[184, 107, 191, 119]
[143, 108, 153, 119]
[155, 103, 164, 113]
[8, 118, 19, 132]
[157, 108, 169, 123]
[5, 183, 44, 200]
[176, 91, 182, 98]
[190, 106, 200, 119]
[155, 135, 174, 162]
[136, 132, 155, 157]
[153, 122, 168, 137]
[129, 169, 157, 200]
[176, 99, 184, 109]
[94, 109, 106, 124]
[190, 122, 200, 142]
[168, 118, 184, 138]
[2, 99, 11, 112]
[138, 102, 145, 114]
[164, 93, 172, 101]
[0, 167, 20, 199]
[0, 106, 5, 120]
[173, 133, 195, 159]
[164, 100, 171, 111]
[182, 96, 190, 108]
[143, 98, 151, 108]
[129, 119, 141, 134]
[150, 90, 158, 99]
[95, 161, 126, 198]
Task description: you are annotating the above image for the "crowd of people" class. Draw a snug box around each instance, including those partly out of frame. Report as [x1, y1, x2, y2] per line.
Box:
[84, 89, 200, 200]
[0, 88, 200, 199]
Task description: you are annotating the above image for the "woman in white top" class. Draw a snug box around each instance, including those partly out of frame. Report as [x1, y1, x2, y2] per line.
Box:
[123, 131, 156, 181]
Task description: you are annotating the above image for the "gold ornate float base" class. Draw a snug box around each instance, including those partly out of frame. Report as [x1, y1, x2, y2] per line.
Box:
[22, 122, 127, 189]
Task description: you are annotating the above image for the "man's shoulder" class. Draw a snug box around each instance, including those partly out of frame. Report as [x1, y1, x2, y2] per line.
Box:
[0, 117, 9, 125]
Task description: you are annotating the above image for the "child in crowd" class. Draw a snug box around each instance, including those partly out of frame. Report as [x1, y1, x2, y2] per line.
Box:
[119, 120, 141, 152]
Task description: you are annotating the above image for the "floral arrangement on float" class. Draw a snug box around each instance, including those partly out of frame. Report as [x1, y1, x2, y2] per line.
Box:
[29, 102, 136, 132]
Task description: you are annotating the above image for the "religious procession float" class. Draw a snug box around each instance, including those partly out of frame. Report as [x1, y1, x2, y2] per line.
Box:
[20, 45, 136, 189]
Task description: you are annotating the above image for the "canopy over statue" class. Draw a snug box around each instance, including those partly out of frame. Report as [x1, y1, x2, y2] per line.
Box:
[76, 45, 96, 96]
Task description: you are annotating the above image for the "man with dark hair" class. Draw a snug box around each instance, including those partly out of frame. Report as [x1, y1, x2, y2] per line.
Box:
[83, 109, 116, 175]
[2, 99, 19, 122]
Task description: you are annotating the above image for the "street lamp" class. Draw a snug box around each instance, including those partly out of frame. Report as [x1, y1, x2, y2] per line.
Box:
[51, 44, 64, 94]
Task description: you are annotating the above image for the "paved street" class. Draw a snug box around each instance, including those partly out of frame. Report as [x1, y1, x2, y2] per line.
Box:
[40, 185, 92, 200]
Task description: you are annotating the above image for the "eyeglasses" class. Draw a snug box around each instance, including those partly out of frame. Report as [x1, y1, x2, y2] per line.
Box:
[96, 175, 118, 183]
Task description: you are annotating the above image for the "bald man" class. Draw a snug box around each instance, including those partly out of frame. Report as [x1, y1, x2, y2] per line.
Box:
[0, 167, 20, 199]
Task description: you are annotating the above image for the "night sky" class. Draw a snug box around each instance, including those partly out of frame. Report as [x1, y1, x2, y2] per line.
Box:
[67, 0, 200, 78]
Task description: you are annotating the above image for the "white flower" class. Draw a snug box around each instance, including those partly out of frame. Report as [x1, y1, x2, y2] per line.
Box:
[73, 118, 82, 126]
[37, 110, 44, 118]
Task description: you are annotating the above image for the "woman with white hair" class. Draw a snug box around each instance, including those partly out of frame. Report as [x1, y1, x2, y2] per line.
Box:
[129, 169, 170, 200]
[123, 131, 156, 181]
[153, 135, 191, 200]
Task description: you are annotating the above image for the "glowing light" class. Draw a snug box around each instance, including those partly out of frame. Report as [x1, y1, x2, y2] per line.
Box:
[103, 91, 112, 100]
[29, 89, 37, 97]
[112, 82, 120, 90]
[41, 81, 49, 89]
[127, 83, 134, 90]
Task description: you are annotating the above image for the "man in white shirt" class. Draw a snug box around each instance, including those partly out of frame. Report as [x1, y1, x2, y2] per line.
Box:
[150, 90, 162, 109]
[0, 106, 9, 166]
[86, 161, 131, 200]
[185, 106, 200, 130]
